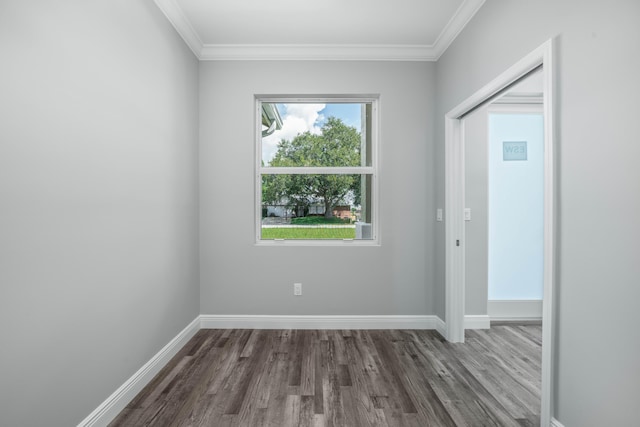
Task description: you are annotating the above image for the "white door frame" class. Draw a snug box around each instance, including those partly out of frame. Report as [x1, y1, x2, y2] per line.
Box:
[444, 39, 555, 426]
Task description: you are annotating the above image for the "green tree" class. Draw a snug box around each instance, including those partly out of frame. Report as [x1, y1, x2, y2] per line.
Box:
[262, 117, 361, 218]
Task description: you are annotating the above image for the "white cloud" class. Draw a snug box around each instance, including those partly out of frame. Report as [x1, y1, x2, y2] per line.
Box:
[262, 103, 325, 165]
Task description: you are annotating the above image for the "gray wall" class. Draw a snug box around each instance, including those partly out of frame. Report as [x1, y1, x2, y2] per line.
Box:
[199, 61, 436, 316]
[435, 0, 640, 425]
[464, 103, 490, 315]
[0, 1, 200, 426]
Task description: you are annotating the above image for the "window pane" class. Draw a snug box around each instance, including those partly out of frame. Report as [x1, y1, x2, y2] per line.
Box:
[261, 174, 373, 240]
[261, 103, 372, 167]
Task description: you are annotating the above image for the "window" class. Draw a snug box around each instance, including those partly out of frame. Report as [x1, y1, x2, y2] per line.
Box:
[256, 96, 378, 244]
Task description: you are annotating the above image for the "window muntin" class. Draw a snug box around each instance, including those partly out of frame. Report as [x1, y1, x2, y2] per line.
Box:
[256, 97, 378, 244]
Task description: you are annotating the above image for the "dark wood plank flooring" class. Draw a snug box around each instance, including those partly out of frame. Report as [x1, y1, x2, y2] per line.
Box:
[110, 326, 541, 426]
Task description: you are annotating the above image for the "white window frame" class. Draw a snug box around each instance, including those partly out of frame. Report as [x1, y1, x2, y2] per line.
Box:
[255, 95, 380, 246]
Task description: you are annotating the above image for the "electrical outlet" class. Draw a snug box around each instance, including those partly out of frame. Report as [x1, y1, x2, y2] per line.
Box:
[294, 283, 302, 296]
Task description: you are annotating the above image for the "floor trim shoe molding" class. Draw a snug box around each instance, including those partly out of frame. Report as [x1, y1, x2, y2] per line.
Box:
[77, 317, 201, 427]
[200, 314, 443, 331]
[550, 418, 565, 427]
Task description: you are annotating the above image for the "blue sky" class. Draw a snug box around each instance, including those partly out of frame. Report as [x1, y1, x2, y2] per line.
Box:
[319, 103, 362, 128]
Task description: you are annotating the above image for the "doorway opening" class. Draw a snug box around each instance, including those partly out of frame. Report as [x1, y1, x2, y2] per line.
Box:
[463, 87, 544, 328]
[488, 105, 544, 321]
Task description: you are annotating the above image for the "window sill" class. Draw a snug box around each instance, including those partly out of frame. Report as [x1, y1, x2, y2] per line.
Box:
[255, 239, 380, 247]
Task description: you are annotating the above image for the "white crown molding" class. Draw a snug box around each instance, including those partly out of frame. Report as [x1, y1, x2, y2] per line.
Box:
[77, 317, 201, 427]
[153, 0, 202, 58]
[200, 314, 442, 330]
[493, 93, 544, 104]
[199, 44, 436, 61]
[432, 0, 486, 60]
[154, 0, 485, 61]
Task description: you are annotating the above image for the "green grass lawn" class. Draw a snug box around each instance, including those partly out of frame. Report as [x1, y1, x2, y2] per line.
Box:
[262, 227, 355, 240]
[290, 216, 351, 225]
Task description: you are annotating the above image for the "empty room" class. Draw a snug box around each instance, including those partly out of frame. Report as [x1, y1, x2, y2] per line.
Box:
[1, 1, 639, 426]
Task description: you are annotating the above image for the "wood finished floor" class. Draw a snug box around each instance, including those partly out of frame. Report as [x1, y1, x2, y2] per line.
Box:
[110, 326, 541, 427]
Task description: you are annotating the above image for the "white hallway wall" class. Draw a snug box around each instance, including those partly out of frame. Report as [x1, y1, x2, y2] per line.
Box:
[0, 1, 200, 426]
[488, 112, 544, 300]
[199, 61, 436, 317]
[434, 0, 640, 426]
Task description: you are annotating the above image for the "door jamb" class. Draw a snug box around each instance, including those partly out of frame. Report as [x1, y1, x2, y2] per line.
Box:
[444, 38, 556, 427]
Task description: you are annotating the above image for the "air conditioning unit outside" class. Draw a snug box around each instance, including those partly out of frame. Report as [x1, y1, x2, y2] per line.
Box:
[355, 222, 372, 240]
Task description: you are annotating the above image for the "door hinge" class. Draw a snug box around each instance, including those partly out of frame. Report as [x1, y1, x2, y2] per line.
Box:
[456, 239, 460, 247]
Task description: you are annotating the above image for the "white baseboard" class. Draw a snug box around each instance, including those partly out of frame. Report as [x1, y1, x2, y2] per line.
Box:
[488, 299, 543, 322]
[434, 316, 446, 338]
[77, 316, 201, 427]
[551, 417, 565, 427]
[200, 314, 442, 330]
[464, 315, 491, 329]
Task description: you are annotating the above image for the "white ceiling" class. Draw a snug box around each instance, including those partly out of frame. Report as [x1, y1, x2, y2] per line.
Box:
[154, 0, 485, 61]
